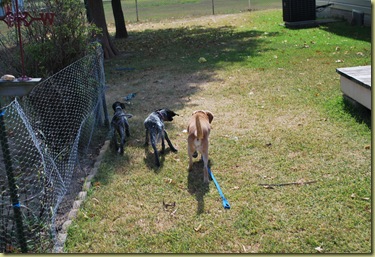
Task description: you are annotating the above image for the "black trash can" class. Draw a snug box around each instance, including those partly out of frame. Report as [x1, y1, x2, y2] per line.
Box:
[282, 0, 316, 22]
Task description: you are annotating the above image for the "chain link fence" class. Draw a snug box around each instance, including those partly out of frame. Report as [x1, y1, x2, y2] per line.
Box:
[0, 45, 109, 253]
[104, 0, 281, 24]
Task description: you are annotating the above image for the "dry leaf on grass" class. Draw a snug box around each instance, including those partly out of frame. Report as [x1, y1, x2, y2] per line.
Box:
[170, 208, 178, 216]
[198, 57, 207, 63]
[164, 178, 173, 184]
[82, 212, 89, 219]
[194, 224, 202, 232]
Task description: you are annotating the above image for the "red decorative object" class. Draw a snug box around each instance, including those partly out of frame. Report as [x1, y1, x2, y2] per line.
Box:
[0, 1, 54, 81]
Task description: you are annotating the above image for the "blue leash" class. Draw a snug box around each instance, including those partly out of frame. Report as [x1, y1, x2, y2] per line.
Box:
[208, 167, 231, 209]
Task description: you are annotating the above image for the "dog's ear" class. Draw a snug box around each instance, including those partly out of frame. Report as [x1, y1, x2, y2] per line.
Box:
[125, 113, 133, 119]
[165, 109, 178, 121]
[120, 102, 126, 109]
[205, 111, 214, 123]
[112, 102, 117, 111]
[169, 110, 178, 117]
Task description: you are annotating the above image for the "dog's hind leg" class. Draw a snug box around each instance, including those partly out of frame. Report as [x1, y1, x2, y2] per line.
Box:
[144, 129, 149, 146]
[202, 153, 209, 183]
[112, 133, 119, 153]
[150, 134, 161, 167]
[160, 131, 166, 154]
[125, 120, 131, 137]
[187, 142, 194, 171]
[119, 128, 125, 154]
[164, 130, 177, 152]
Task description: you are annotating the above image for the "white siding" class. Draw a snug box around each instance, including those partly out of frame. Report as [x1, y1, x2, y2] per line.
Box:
[317, 0, 371, 14]
[316, 0, 371, 25]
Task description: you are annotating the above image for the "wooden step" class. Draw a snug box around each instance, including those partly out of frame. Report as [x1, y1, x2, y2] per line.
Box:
[336, 65, 371, 110]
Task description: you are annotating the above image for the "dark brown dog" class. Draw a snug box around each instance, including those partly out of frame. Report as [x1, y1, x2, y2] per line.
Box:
[187, 110, 214, 183]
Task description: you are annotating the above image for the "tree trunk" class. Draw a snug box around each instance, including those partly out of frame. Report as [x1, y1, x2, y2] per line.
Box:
[84, 0, 92, 22]
[86, 0, 118, 58]
[112, 0, 128, 39]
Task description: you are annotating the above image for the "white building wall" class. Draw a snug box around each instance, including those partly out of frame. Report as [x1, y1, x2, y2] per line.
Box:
[316, 0, 371, 26]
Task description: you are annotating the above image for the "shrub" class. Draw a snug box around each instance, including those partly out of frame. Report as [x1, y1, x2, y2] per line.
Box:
[0, 0, 101, 78]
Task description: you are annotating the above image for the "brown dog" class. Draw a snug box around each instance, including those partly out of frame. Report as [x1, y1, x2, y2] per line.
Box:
[187, 110, 214, 183]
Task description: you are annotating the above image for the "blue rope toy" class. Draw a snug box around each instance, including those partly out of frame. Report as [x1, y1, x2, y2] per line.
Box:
[208, 167, 231, 209]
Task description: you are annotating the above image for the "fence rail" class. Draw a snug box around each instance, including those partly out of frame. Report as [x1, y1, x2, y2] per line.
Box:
[0, 45, 109, 253]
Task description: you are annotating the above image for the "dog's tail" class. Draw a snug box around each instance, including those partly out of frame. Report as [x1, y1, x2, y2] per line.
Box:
[196, 115, 203, 140]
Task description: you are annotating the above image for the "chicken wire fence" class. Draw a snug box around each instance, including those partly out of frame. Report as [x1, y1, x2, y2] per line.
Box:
[0, 45, 109, 253]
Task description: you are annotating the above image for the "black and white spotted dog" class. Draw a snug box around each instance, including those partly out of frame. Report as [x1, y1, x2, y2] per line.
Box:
[111, 101, 133, 154]
[144, 109, 178, 167]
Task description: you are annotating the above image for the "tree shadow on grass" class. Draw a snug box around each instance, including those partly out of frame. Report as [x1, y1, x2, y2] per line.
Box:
[187, 160, 211, 215]
[114, 25, 279, 71]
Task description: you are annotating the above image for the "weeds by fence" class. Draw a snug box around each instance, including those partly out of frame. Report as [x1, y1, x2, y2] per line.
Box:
[0, 45, 109, 253]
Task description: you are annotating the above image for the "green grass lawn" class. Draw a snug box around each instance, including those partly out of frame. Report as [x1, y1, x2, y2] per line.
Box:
[64, 9, 371, 253]
[103, 0, 281, 24]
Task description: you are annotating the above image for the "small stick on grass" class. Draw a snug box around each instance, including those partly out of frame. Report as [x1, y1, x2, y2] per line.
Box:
[259, 180, 317, 187]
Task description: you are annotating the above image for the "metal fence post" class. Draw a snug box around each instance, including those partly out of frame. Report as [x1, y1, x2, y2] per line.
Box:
[135, 0, 139, 21]
[0, 100, 28, 253]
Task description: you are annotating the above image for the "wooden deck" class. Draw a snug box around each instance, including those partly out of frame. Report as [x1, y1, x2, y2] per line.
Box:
[336, 65, 371, 110]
